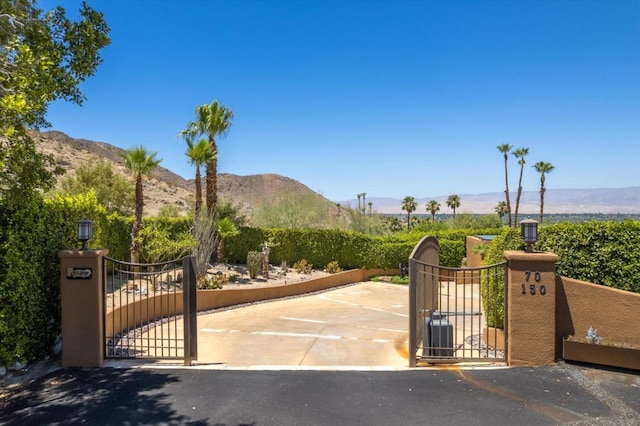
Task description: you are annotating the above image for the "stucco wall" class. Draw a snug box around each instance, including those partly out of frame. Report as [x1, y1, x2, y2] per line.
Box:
[556, 276, 640, 358]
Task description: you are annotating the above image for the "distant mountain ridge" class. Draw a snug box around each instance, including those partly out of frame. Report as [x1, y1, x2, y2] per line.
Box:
[33, 131, 338, 220]
[347, 187, 640, 215]
[34, 130, 640, 216]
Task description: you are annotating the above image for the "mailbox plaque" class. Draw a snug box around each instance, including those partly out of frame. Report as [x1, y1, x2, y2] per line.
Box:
[67, 267, 92, 279]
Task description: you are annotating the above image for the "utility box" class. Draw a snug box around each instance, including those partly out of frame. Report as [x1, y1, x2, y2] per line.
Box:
[423, 311, 454, 358]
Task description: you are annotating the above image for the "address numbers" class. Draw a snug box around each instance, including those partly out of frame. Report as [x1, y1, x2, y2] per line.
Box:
[521, 270, 546, 295]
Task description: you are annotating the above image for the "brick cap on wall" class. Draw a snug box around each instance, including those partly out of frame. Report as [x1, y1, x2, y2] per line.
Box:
[503, 250, 558, 263]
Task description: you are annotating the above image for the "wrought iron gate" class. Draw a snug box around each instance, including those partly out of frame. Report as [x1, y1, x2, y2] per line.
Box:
[103, 255, 197, 365]
[410, 258, 507, 365]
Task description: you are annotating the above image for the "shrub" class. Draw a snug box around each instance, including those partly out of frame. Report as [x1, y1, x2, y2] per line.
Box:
[197, 273, 227, 289]
[324, 261, 342, 273]
[293, 259, 313, 274]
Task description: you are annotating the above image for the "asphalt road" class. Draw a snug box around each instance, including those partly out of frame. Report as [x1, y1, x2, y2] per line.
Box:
[1, 362, 639, 425]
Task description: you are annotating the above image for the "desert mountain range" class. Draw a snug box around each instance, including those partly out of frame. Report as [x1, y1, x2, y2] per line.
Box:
[34, 131, 640, 218]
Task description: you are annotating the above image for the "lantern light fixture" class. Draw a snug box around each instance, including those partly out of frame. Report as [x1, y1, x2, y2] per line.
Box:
[520, 218, 538, 253]
[77, 219, 93, 250]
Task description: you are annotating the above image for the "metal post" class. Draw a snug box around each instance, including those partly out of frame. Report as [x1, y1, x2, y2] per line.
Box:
[182, 256, 198, 366]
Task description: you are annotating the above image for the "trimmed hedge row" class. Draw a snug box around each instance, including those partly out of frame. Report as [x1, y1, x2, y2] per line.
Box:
[223, 228, 469, 269]
[536, 220, 640, 293]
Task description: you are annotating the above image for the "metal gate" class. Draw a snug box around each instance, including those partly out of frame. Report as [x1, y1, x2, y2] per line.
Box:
[410, 257, 507, 365]
[103, 255, 197, 365]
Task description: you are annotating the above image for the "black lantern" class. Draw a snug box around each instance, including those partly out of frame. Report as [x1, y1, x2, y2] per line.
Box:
[520, 218, 538, 253]
[77, 219, 93, 250]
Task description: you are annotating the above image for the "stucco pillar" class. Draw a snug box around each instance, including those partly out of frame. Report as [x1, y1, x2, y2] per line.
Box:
[59, 249, 109, 367]
[504, 250, 558, 366]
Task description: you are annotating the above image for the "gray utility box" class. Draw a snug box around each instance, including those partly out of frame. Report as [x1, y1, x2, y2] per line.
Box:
[423, 311, 454, 357]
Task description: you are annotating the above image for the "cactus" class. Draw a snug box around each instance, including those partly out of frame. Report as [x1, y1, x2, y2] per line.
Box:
[247, 251, 261, 279]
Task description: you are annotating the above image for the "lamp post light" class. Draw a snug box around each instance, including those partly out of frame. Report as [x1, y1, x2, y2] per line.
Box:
[77, 219, 93, 250]
[520, 218, 538, 253]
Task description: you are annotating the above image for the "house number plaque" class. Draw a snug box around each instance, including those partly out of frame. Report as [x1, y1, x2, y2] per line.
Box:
[521, 270, 546, 295]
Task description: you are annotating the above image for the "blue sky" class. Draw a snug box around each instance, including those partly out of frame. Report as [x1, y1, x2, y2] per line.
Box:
[43, 0, 639, 202]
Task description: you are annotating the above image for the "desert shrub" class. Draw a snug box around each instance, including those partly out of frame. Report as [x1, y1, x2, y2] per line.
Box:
[246, 251, 262, 279]
[197, 273, 227, 289]
[324, 261, 342, 273]
[293, 259, 313, 274]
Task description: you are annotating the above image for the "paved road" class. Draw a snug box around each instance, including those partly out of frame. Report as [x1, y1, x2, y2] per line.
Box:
[1, 363, 639, 425]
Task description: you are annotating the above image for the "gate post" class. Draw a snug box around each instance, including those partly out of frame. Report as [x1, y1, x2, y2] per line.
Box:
[504, 250, 558, 366]
[59, 249, 109, 367]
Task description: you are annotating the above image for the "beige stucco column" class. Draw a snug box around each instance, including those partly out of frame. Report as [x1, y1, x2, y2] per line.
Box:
[504, 250, 559, 366]
[59, 249, 109, 367]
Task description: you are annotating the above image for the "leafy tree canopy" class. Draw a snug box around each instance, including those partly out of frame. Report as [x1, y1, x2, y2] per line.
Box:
[56, 158, 134, 215]
[0, 0, 110, 204]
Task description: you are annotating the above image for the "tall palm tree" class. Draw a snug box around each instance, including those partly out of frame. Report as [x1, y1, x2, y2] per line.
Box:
[185, 137, 216, 217]
[533, 161, 554, 223]
[361, 192, 367, 214]
[123, 146, 161, 264]
[512, 147, 529, 226]
[495, 201, 508, 224]
[357, 193, 362, 212]
[180, 100, 233, 214]
[426, 200, 440, 221]
[401, 196, 417, 231]
[367, 202, 373, 216]
[446, 194, 461, 219]
[497, 144, 513, 227]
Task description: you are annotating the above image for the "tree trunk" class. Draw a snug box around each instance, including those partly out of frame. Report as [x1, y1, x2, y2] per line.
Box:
[504, 154, 512, 227]
[130, 174, 144, 266]
[539, 174, 546, 223]
[206, 136, 218, 214]
[195, 166, 202, 218]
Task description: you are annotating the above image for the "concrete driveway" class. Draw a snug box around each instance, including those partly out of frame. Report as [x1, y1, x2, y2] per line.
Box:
[194, 281, 410, 369]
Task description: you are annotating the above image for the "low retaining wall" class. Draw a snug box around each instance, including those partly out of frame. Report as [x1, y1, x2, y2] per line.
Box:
[556, 276, 640, 358]
[107, 268, 399, 338]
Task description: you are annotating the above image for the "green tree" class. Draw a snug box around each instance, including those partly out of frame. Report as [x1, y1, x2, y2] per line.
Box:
[0, 1, 109, 205]
[185, 137, 216, 217]
[426, 200, 440, 221]
[180, 100, 233, 214]
[401, 196, 417, 231]
[122, 146, 161, 264]
[533, 161, 554, 223]
[512, 147, 529, 226]
[0, 1, 110, 133]
[446, 194, 461, 219]
[497, 144, 513, 227]
[57, 158, 134, 214]
[495, 201, 508, 224]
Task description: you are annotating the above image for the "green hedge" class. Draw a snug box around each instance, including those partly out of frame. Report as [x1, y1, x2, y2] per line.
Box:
[536, 221, 640, 293]
[0, 192, 107, 366]
[224, 227, 469, 269]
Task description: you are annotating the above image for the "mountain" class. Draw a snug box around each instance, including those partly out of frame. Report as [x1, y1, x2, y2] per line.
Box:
[348, 187, 640, 215]
[34, 130, 640, 217]
[32, 130, 338, 221]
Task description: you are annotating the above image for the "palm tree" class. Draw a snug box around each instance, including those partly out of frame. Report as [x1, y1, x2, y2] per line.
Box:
[533, 161, 554, 223]
[495, 201, 508, 224]
[446, 194, 461, 219]
[357, 193, 362, 212]
[426, 200, 440, 221]
[362, 192, 367, 214]
[497, 144, 513, 227]
[367, 202, 373, 216]
[123, 146, 161, 264]
[216, 217, 239, 262]
[401, 196, 417, 231]
[512, 147, 529, 225]
[185, 137, 216, 217]
[180, 100, 233, 214]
